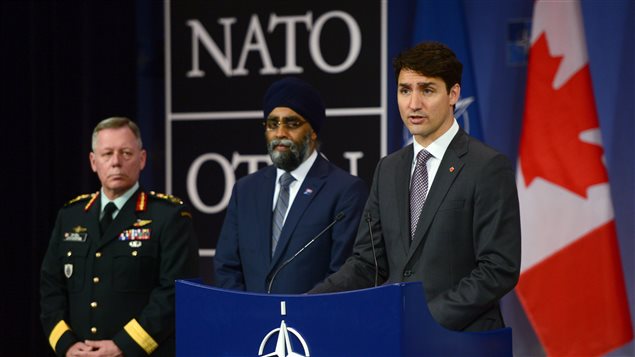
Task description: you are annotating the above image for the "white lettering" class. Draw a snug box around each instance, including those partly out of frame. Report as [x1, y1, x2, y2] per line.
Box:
[343, 151, 364, 176]
[233, 15, 277, 76]
[268, 12, 313, 74]
[187, 152, 271, 214]
[309, 11, 362, 73]
[186, 11, 361, 77]
[186, 19, 236, 77]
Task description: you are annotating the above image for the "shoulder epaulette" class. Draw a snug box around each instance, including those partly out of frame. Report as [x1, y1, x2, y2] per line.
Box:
[148, 191, 184, 205]
[64, 192, 98, 207]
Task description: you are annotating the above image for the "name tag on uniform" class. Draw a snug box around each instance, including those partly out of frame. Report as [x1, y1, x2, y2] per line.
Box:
[64, 226, 88, 242]
[118, 228, 151, 241]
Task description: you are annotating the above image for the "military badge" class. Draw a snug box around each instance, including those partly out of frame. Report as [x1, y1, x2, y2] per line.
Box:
[64, 264, 73, 278]
[129, 241, 143, 248]
[118, 228, 151, 241]
[133, 219, 152, 227]
[64, 226, 88, 242]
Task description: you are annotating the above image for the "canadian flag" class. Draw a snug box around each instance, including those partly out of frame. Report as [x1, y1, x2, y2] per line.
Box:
[516, 0, 633, 355]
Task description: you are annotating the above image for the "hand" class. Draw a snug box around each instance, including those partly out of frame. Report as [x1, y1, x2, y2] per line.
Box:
[66, 341, 94, 357]
[70, 340, 123, 357]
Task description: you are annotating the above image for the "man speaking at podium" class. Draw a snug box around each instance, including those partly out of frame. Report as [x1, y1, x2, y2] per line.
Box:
[214, 77, 368, 294]
[311, 42, 521, 332]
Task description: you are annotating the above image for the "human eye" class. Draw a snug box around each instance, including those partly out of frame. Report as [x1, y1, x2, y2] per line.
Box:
[286, 119, 302, 129]
[265, 119, 280, 130]
[421, 86, 436, 96]
[398, 87, 411, 95]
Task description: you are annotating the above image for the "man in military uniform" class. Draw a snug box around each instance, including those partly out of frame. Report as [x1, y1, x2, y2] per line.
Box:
[40, 117, 199, 356]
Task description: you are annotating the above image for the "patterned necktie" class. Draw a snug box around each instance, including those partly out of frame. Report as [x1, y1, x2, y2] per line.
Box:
[100, 202, 117, 236]
[410, 149, 432, 240]
[272, 172, 295, 256]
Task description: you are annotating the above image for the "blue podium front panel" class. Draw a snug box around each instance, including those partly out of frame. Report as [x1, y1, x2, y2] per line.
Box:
[176, 280, 511, 356]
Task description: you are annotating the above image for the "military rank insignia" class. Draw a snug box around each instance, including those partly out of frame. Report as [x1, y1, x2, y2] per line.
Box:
[118, 228, 151, 241]
[63, 226, 88, 242]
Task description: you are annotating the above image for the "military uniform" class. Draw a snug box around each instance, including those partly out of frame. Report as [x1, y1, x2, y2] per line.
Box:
[40, 189, 199, 356]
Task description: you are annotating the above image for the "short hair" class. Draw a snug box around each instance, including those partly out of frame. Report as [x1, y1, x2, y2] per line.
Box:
[91, 117, 143, 151]
[392, 41, 463, 94]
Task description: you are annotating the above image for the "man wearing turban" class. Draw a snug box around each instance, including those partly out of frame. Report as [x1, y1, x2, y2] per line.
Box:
[214, 77, 368, 294]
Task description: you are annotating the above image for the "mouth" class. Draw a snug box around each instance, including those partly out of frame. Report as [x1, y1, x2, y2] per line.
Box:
[274, 144, 290, 152]
[408, 114, 427, 125]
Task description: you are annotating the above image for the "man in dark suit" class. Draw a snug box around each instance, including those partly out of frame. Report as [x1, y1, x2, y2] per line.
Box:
[310, 42, 521, 332]
[214, 77, 368, 294]
[40, 117, 199, 356]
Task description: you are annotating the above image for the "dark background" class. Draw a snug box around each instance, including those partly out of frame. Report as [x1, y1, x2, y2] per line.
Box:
[2, 1, 633, 356]
[2, 1, 162, 355]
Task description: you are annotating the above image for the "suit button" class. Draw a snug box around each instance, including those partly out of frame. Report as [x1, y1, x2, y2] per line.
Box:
[403, 270, 413, 277]
[90, 302, 98, 308]
[90, 327, 97, 334]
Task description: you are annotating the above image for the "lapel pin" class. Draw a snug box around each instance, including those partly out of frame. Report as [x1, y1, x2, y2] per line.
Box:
[303, 188, 314, 195]
[449, 166, 455, 173]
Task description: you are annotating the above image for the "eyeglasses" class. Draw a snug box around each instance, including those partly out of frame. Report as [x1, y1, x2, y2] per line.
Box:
[263, 117, 308, 131]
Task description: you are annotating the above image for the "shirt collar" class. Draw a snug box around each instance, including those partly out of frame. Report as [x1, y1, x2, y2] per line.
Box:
[412, 119, 459, 163]
[101, 182, 139, 211]
[276, 149, 318, 184]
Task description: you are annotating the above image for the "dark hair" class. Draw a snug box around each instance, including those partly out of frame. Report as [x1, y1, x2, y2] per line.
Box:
[392, 41, 463, 94]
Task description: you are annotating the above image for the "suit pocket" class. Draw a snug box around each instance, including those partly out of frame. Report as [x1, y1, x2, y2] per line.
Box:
[438, 199, 465, 211]
[61, 243, 89, 293]
[112, 243, 158, 292]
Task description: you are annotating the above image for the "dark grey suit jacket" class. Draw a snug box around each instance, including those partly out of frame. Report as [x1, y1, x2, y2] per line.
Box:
[311, 129, 521, 332]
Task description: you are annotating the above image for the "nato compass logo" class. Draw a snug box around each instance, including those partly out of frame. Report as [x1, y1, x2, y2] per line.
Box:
[258, 301, 310, 357]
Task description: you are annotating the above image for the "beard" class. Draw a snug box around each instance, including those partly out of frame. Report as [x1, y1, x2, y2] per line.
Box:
[267, 132, 312, 172]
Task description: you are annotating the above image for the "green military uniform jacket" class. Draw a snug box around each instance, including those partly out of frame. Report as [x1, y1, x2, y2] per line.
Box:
[40, 189, 199, 356]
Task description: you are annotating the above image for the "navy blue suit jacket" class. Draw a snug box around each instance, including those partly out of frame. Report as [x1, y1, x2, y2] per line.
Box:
[214, 153, 368, 294]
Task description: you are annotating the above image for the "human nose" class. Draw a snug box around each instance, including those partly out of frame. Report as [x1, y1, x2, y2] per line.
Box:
[110, 152, 123, 166]
[408, 92, 423, 111]
[272, 123, 290, 137]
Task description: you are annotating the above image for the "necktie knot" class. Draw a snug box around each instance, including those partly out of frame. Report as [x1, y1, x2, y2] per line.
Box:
[279, 172, 295, 188]
[416, 149, 432, 167]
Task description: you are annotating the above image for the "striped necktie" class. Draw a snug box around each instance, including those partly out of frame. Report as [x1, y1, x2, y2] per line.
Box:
[272, 172, 295, 256]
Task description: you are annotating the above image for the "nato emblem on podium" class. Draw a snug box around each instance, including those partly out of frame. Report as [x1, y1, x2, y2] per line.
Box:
[258, 301, 311, 357]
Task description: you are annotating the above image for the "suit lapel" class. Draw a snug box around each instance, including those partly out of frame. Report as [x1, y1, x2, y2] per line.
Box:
[408, 130, 468, 258]
[396, 146, 414, 256]
[270, 155, 327, 269]
[260, 167, 277, 265]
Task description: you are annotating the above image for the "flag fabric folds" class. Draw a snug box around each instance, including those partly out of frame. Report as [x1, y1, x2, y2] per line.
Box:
[516, 0, 633, 355]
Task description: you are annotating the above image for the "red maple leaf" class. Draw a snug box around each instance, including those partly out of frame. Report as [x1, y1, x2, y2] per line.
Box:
[519, 33, 608, 197]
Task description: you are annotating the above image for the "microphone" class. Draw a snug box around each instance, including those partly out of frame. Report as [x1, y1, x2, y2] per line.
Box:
[267, 212, 345, 294]
[365, 212, 379, 287]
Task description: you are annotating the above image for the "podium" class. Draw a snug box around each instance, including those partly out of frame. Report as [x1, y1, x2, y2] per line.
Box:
[176, 280, 512, 356]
